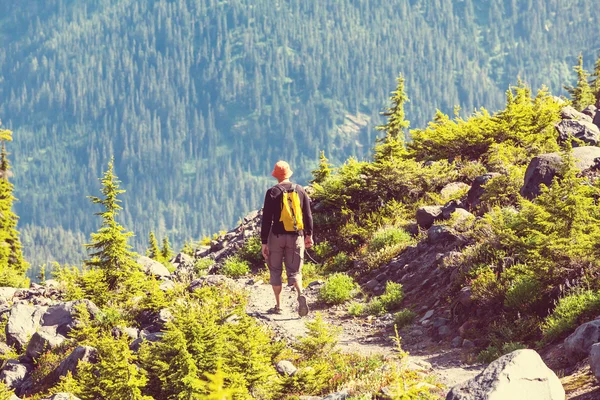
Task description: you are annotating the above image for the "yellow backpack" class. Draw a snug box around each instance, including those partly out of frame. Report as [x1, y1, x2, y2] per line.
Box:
[279, 184, 304, 232]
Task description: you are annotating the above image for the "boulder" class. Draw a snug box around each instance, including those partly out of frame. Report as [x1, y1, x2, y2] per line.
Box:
[275, 360, 297, 376]
[25, 327, 66, 361]
[0, 287, 18, 301]
[322, 391, 350, 400]
[594, 111, 600, 130]
[441, 182, 470, 199]
[171, 252, 195, 268]
[446, 349, 564, 400]
[41, 300, 99, 336]
[466, 173, 500, 211]
[6, 304, 46, 351]
[0, 359, 30, 390]
[159, 280, 176, 291]
[137, 256, 171, 278]
[195, 246, 211, 258]
[46, 394, 82, 400]
[582, 105, 597, 118]
[441, 199, 466, 220]
[589, 343, 600, 382]
[427, 225, 459, 244]
[560, 105, 593, 122]
[521, 146, 600, 199]
[416, 206, 443, 229]
[564, 319, 600, 364]
[555, 119, 600, 146]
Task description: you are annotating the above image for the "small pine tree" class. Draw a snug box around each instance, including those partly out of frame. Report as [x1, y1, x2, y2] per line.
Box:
[84, 159, 138, 290]
[591, 51, 600, 104]
[161, 236, 174, 261]
[310, 151, 333, 185]
[564, 54, 595, 111]
[373, 74, 410, 163]
[0, 127, 29, 287]
[146, 231, 161, 261]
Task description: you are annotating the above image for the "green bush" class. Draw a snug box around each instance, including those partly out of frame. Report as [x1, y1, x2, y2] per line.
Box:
[293, 313, 341, 358]
[312, 240, 334, 260]
[347, 302, 365, 317]
[319, 273, 357, 305]
[221, 257, 250, 278]
[477, 342, 527, 363]
[194, 258, 214, 275]
[394, 309, 417, 329]
[368, 227, 412, 253]
[238, 235, 264, 268]
[542, 290, 600, 342]
[365, 299, 386, 316]
[324, 252, 353, 273]
[378, 282, 405, 310]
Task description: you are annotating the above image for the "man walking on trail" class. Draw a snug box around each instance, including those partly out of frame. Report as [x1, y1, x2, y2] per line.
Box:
[261, 160, 313, 317]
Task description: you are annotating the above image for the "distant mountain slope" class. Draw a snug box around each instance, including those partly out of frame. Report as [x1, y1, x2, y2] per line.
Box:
[0, 0, 599, 268]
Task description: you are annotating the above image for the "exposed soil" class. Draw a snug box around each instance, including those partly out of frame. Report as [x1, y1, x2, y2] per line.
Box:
[244, 278, 484, 394]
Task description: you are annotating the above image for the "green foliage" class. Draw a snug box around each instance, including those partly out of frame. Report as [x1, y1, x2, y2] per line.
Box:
[593, 51, 600, 103]
[195, 258, 215, 276]
[84, 159, 139, 291]
[542, 290, 600, 342]
[161, 237, 174, 262]
[394, 309, 417, 329]
[478, 342, 527, 363]
[347, 301, 365, 317]
[373, 74, 410, 163]
[564, 54, 595, 110]
[368, 227, 412, 253]
[311, 241, 334, 260]
[146, 231, 161, 261]
[0, 381, 14, 400]
[311, 151, 334, 185]
[294, 313, 341, 358]
[238, 235, 264, 269]
[408, 83, 561, 163]
[378, 282, 405, 311]
[221, 257, 250, 278]
[323, 252, 353, 273]
[319, 273, 357, 305]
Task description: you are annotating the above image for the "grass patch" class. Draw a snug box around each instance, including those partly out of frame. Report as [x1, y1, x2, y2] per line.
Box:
[221, 256, 250, 278]
[319, 273, 358, 305]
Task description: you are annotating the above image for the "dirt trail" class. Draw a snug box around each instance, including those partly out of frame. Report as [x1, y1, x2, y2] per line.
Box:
[244, 279, 484, 392]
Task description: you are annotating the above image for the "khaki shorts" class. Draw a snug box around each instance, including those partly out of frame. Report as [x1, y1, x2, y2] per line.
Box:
[267, 232, 304, 286]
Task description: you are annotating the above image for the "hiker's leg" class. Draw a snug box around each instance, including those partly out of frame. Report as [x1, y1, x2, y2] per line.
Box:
[283, 234, 305, 293]
[267, 233, 285, 308]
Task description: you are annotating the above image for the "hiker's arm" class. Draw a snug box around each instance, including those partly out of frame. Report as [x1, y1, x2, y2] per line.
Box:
[260, 189, 273, 245]
[302, 189, 313, 248]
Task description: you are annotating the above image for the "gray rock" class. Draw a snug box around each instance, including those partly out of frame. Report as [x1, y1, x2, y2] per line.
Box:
[0, 287, 18, 301]
[7, 304, 46, 351]
[521, 146, 600, 199]
[416, 206, 443, 229]
[421, 310, 434, 321]
[189, 275, 236, 291]
[441, 182, 470, 199]
[364, 279, 379, 291]
[427, 225, 459, 243]
[582, 105, 597, 118]
[466, 173, 500, 211]
[564, 319, 600, 364]
[159, 279, 176, 291]
[432, 318, 450, 328]
[157, 309, 173, 326]
[41, 300, 99, 336]
[322, 391, 349, 400]
[556, 119, 600, 146]
[560, 105, 593, 122]
[441, 199, 466, 220]
[171, 252, 195, 268]
[0, 359, 30, 390]
[462, 339, 475, 349]
[446, 349, 564, 400]
[275, 360, 297, 376]
[594, 111, 600, 130]
[47, 394, 82, 400]
[438, 325, 452, 338]
[137, 256, 171, 278]
[195, 246, 211, 258]
[375, 273, 388, 282]
[589, 343, 600, 382]
[451, 336, 463, 348]
[25, 327, 66, 361]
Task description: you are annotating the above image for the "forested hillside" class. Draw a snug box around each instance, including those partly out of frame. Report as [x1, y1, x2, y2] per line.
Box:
[1, 0, 600, 268]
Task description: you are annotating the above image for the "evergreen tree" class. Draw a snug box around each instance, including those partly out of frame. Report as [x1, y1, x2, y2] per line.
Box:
[373, 74, 410, 163]
[591, 51, 600, 104]
[84, 159, 138, 290]
[310, 151, 333, 185]
[146, 231, 161, 261]
[161, 236, 174, 261]
[564, 54, 595, 111]
[0, 127, 28, 287]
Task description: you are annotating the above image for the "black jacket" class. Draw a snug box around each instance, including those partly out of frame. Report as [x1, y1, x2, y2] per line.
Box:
[260, 182, 313, 244]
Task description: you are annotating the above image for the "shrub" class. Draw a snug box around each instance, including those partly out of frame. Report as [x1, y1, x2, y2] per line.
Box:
[238, 235, 264, 268]
[221, 257, 250, 278]
[312, 240, 334, 260]
[368, 227, 412, 253]
[394, 309, 417, 329]
[365, 299, 386, 316]
[477, 342, 527, 363]
[324, 252, 353, 273]
[319, 273, 357, 305]
[294, 313, 341, 358]
[347, 302, 365, 317]
[542, 290, 600, 342]
[194, 258, 214, 275]
[378, 282, 404, 311]
[503, 274, 542, 310]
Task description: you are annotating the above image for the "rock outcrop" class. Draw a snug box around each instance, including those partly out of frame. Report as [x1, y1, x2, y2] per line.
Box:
[555, 119, 600, 146]
[446, 349, 565, 400]
[564, 319, 600, 364]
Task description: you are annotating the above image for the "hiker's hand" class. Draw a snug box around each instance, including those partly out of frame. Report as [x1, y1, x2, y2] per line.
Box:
[261, 244, 270, 259]
[304, 235, 313, 249]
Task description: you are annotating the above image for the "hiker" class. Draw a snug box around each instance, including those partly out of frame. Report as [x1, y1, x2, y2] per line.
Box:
[261, 160, 313, 316]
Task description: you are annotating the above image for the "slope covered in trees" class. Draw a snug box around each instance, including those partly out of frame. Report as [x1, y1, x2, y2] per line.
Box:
[1, 0, 600, 267]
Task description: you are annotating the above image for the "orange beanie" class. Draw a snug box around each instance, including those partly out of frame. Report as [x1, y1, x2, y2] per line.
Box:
[271, 160, 293, 180]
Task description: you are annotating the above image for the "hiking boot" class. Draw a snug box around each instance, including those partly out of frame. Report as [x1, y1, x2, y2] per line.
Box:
[267, 306, 282, 314]
[298, 295, 309, 317]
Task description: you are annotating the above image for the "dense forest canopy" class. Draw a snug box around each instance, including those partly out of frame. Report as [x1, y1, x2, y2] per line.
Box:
[0, 0, 599, 269]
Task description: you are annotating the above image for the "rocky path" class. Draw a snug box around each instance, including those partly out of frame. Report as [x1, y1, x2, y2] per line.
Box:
[244, 279, 484, 393]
